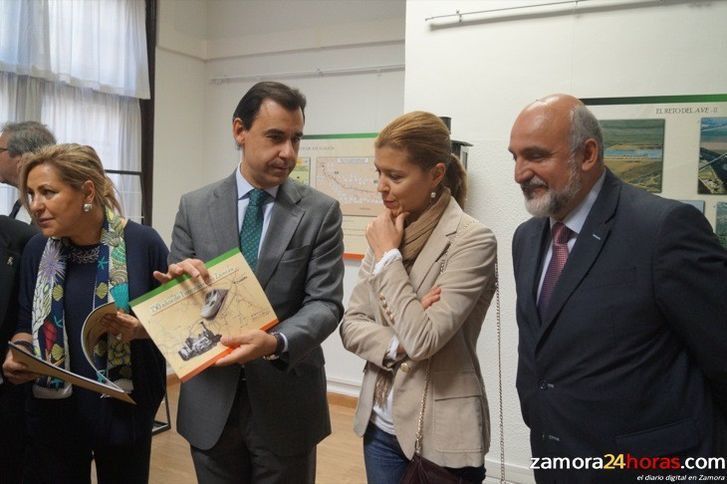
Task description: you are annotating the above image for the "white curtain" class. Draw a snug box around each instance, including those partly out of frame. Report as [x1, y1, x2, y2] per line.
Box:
[0, 72, 142, 221]
[0, 0, 148, 222]
[0, 0, 150, 99]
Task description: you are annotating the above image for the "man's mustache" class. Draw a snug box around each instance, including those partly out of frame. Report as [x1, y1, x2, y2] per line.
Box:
[520, 176, 547, 193]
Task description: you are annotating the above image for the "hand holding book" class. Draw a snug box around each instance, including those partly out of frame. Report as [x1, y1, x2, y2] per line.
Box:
[214, 330, 278, 366]
[133, 249, 278, 382]
[2, 335, 40, 385]
[153, 258, 211, 285]
[102, 310, 148, 343]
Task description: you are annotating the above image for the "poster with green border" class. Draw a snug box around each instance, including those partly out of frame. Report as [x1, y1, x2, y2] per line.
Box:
[300, 133, 381, 258]
[583, 94, 727, 235]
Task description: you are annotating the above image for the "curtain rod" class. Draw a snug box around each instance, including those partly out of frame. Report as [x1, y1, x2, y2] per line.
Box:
[424, 0, 662, 23]
[209, 64, 404, 84]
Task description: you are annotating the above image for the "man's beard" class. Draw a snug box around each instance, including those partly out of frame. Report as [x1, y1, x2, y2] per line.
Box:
[521, 159, 581, 218]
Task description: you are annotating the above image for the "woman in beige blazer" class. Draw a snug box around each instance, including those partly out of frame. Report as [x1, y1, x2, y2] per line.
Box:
[340, 112, 497, 484]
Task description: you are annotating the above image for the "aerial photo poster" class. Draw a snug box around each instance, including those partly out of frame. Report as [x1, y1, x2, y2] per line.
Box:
[298, 133, 382, 258]
[583, 94, 727, 234]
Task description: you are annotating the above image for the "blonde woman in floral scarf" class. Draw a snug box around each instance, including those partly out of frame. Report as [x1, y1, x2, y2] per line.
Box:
[2, 144, 167, 484]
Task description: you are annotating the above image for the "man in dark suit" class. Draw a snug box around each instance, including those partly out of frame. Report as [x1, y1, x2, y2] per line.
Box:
[0, 215, 37, 483]
[154, 81, 344, 483]
[509, 94, 727, 482]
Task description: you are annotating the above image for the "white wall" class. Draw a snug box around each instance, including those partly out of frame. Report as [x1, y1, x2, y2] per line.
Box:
[203, 49, 406, 396]
[153, 0, 207, 245]
[404, 1, 727, 482]
[153, 0, 406, 395]
[153, 48, 207, 246]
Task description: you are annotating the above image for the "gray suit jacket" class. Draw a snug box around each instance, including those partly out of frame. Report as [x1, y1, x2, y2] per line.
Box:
[169, 172, 344, 455]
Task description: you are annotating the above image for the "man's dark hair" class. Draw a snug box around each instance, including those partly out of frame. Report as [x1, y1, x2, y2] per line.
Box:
[232, 81, 307, 129]
[1, 121, 56, 156]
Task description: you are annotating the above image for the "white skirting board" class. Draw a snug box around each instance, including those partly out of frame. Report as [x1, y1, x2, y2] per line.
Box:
[483, 458, 535, 483]
[326, 376, 362, 398]
[326, 377, 535, 484]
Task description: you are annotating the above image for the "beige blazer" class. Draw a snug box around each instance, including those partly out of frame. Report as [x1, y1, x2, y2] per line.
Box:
[340, 199, 497, 469]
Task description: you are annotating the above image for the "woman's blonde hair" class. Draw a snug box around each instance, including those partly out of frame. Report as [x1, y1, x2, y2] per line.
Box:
[376, 111, 467, 206]
[19, 143, 123, 214]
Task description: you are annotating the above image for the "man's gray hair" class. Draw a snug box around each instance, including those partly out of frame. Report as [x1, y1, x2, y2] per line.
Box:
[570, 105, 604, 164]
[1, 121, 56, 156]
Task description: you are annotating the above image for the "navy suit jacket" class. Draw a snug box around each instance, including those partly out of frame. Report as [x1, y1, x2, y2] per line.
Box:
[513, 170, 727, 482]
[0, 215, 37, 393]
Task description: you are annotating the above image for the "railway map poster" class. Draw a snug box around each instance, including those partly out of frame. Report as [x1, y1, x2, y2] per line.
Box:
[298, 133, 382, 258]
[130, 249, 278, 382]
[583, 94, 727, 233]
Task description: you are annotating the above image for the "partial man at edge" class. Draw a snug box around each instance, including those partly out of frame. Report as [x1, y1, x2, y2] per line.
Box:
[0, 215, 38, 483]
[0, 121, 56, 222]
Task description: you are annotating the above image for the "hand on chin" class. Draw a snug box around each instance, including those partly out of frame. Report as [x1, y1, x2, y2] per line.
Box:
[388, 206, 404, 219]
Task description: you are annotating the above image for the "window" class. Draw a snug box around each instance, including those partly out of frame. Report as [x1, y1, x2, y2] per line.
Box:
[0, 0, 151, 223]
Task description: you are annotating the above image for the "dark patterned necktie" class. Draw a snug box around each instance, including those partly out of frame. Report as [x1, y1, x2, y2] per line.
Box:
[9, 200, 21, 218]
[538, 222, 571, 316]
[239, 189, 269, 270]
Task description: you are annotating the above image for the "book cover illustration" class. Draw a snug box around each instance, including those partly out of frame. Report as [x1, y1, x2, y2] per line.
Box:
[130, 249, 278, 382]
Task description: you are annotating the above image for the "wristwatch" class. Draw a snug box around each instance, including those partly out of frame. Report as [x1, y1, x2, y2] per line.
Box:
[262, 331, 285, 361]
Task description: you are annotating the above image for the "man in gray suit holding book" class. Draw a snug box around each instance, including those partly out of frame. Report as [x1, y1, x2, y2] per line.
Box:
[155, 81, 344, 483]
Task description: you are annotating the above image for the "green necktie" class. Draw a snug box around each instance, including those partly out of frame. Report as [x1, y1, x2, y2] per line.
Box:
[239, 188, 269, 269]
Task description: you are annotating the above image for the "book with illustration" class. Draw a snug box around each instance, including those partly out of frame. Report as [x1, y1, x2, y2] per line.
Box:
[130, 249, 278, 382]
[8, 301, 136, 404]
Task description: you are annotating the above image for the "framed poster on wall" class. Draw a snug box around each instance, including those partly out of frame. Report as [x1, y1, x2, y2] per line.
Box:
[582, 94, 727, 234]
[297, 133, 381, 259]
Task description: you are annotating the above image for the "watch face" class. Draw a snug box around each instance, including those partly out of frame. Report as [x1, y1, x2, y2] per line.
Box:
[200, 288, 229, 319]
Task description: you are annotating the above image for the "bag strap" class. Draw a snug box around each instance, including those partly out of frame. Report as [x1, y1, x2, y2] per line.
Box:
[420, 223, 506, 483]
[413, 358, 431, 455]
[495, 262, 505, 483]
[414, 218, 473, 455]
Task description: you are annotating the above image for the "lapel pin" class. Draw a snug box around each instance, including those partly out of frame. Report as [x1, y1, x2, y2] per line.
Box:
[592, 234, 601, 240]
[7, 256, 13, 265]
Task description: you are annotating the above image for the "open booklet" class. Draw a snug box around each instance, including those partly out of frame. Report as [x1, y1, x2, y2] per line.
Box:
[8, 301, 136, 404]
[130, 248, 278, 382]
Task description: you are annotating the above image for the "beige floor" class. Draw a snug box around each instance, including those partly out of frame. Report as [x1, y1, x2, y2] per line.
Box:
[147, 383, 367, 483]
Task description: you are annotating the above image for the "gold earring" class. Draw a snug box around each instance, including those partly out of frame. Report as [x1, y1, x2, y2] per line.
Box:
[83, 203, 92, 212]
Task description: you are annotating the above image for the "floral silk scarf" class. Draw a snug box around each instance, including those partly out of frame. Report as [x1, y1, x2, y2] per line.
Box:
[31, 208, 133, 398]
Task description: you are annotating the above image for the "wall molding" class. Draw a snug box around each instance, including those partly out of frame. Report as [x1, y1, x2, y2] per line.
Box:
[483, 458, 534, 483]
[209, 63, 404, 84]
[158, 14, 403, 62]
[327, 376, 361, 398]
